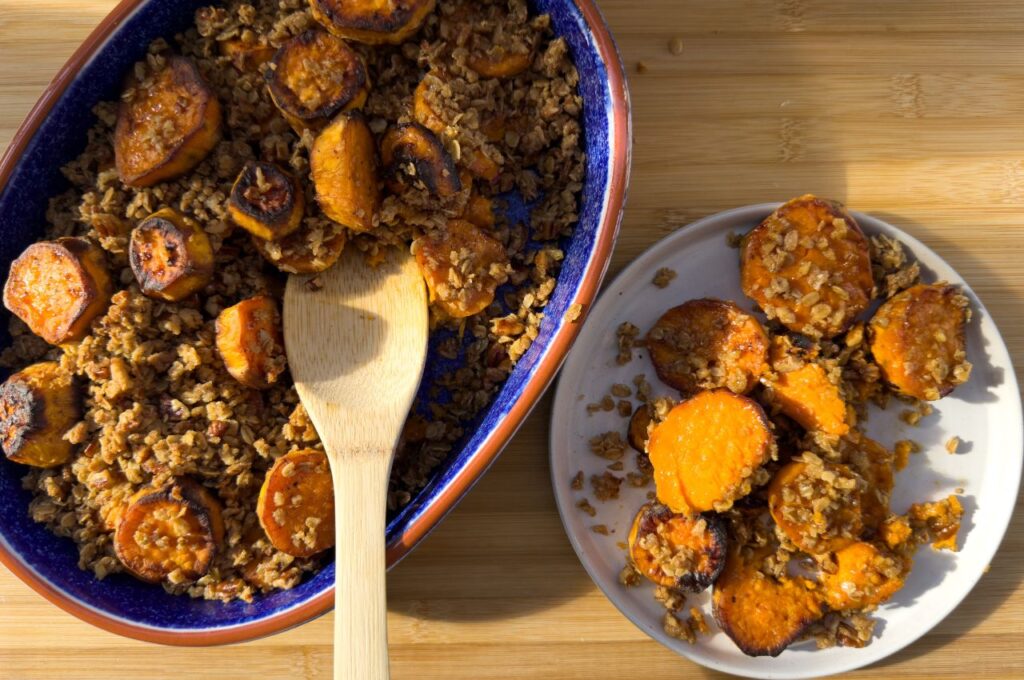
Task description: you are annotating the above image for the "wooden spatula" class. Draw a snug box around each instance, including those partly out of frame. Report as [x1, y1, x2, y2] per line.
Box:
[283, 247, 428, 680]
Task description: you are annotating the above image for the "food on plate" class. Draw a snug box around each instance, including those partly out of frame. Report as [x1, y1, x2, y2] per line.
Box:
[215, 295, 286, 389]
[869, 283, 972, 400]
[228, 161, 306, 241]
[626, 405, 652, 453]
[114, 56, 222, 187]
[3, 237, 112, 345]
[822, 541, 906, 611]
[761, 336, 849, 436]
[628, 502, 727, 592]
[3, 0, 584, 602]
[129, 208, 214, 301]
[266, 28, 369, 132]
[740, 194, 874, 339]
[768, 456, 864, 554]
[0, 362, 79, 467]
[644, 298, 768, 395]
[257, 449, 335, 557]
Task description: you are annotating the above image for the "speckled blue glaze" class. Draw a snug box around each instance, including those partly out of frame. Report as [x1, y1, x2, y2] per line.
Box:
[0, 0, 623, 637]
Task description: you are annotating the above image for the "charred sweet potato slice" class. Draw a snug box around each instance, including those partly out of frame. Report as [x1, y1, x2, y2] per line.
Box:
[762, 337, 849, 436]
[257, 449, 335, 557]
[823, 541, 905, 611]
[228, 161, 305, 241]
[310, 0, 436, 45]
[3, 237, 113, 345]
[266, 28, 369, 132]
[741, 194, 874, 339]
[311, 112, 380, 232]
[627, 503, 727, 592]
[648, 390, 775, 515]
[645, 298, 768, 395]
[215, 295, 287, 389]
[0, 362, 80, 468]
[129, 208, 214, 301]
[114, 479, 225, 583]
[627, 405, 652, 453]
[115, 56, 222, 187]
[413, 219, 510, 318]
[712, 546, 825, 657]
[869, 283, 971, 401]
[219, 37, 276, 71]
[768, 457, 864, 554]
[252, 224, 347, 274]
[381, 123, 462, 198]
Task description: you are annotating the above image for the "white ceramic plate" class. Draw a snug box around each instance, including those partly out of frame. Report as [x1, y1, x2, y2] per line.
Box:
[549, 204, 1022, 679]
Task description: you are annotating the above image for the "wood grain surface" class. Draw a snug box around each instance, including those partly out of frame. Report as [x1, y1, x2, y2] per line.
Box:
[1, 1, 1023, 678]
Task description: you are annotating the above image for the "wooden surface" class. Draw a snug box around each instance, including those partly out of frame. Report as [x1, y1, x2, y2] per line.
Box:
[1, 1, 1023, 678]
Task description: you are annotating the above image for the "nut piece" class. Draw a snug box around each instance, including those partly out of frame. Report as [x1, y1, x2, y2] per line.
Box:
[129, 208, 214, 301]
[0, 361, 80, 468]
[228, 161, 305, 241]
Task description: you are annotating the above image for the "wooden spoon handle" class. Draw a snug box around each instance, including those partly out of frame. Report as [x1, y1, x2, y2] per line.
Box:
[332, 453, 390, 680]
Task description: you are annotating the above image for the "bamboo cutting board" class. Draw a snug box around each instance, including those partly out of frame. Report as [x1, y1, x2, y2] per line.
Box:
[1, 1, 1023, 678]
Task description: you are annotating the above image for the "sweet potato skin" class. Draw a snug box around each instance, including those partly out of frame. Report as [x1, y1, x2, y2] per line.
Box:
[310, 112, 380, 232]
[628, 503, 727, 592]
[113, 479, 224, 583]
[256, 449, 335, 557]
[215, 295, 287, 389]
[741, 194, 874, 339]
[3, 237, 113, 345]
[0, 362, 80, 468]
[413, 219, 510, 318]
[266, 28, 369, 131]
[115, 56, 222, 187]
[228, 162, 305, 241]
[381, 123, 462, 198]
[648, 390, 775, 515]
[645, 298, 768, 395]
[310, 0, 436, 45]
[627, 405, 652, 453]
[869, 283, 971, 400]
[129, 208, 214, 301]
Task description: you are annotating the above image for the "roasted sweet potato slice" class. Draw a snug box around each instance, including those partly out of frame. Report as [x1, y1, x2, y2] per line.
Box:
[257, 449, 335, 557]
[712, 546, 825, 657]
[129, 208, 214, 301]
[3, 237, 113, 345]
[627, 503, 727, 592]
[310, 112, 380, 232]
[627, 405, 652, 454]
[266, 28, 369, 132]
[113, 479, 224, 583]
[762, 337, 848, 436]
[908, 494, 964, 551]
[0, 362, 80, 468]
[648, 390, 775, 515]
[645, 298, 768, 395]
[461, 191, 495, 229]
[219, 37, 276, 71]
[310, 0, 436, 45]
[413, 74, 447, 134]
[869, 283, 972, 400]
[115, 56, 222, 187]
[822, 541, 905, 611]
[462, 147, 501, 182]
[252, 223, 347, 274]
[741, 195, 874, 339]
[768, 457, 864, 554]
[845, 435, 894, 533]
[413, 219, 510, 318]
[468, 49, 533, 80]
[215, 295, 287, 389]
[381, 123, 462, 198]
[228, 162, 305, 241]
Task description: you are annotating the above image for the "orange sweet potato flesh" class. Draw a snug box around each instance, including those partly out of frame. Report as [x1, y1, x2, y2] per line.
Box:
[648, 390, 774, 515]
[129, 208, 214, 301]
[869, 283, 971, 401]
[113, 479, 224, 583]
[468, 49, 532, 79]
[252, 224, 347, 274]
[219, 38, 276, 71]
[266, 28, 368, 132]
[413, 219, 510, 318]
[311, 112, 380, 232]
[215, 295, 287, 389]
[741, 195, 874, 339]
[908, 495, 964, 551]
[845, 435, 894, 533]
[381, 123, 462, 198]
[763, 338, 848, 436]
[115, 56, 222, 187]
[0, 361, 80, 468]
[768, 459, 863, 554]
[627, 503, 727, 592]
[462, 192, 495, 229]
[310, 0, 436, 45]
[645, 298, 768, 395]
[823, 541, 905, 611]
[228, 161, 305, 241]
[413, 75, 447, 134]
[712, 546, 825, 657]
[256, 449, 335, 557]
[3, 237, 113, 345]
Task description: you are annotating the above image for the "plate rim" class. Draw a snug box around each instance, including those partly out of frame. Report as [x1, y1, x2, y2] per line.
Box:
[549, 202, 1024, 679]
